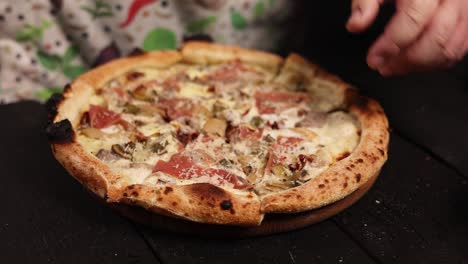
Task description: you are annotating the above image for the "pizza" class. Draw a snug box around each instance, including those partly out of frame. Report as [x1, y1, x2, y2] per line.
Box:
[46, 42, 389, 226]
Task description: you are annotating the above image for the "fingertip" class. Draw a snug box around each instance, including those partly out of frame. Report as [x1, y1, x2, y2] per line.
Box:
[346, 9, 365, 33]
[347, 0, 381, 33]
[367, 52, 386, 70]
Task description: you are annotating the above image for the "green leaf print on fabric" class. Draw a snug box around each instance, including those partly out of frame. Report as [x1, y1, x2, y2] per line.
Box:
[34, 87, 63, 101]
[186, 16, 217, 34]
[37, 51, 62, 71]
[81, 0, 114, 19]
[63, 46, 80, 65]
[143, 28, 177, 51]
[231, 10, 247, 30]
[37, 46, 87, 80]
[63, 65, 86, 79]
[15, 20, 52, 42]
[254, 1, 266, 18]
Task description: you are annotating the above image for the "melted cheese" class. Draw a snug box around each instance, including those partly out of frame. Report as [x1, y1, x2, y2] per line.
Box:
[76, 61, 361, 195]
[178, 82, 211, 98]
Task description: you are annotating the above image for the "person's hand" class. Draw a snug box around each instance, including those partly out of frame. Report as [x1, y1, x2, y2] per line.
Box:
[347, 0, 468, 76]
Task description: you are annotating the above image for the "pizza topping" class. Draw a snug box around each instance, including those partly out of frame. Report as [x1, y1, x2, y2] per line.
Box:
[250, 116, 264, 128]
[150, 141, 168, 155]
[159, 97, 194, 121]
[153, 153, 249, 189]
[80, 127, 107, 139]
[111, 144, 133, 160]
[130, 83, 156, 102]
[77, 60, 360, 195]
[202, 118, 227, 137]
[255, 91, 309, 114]
[126, 71, 145, 81]
[89, 105, 122, 129]
[123, 103, 141, 115]
[176, 129, 199, 146]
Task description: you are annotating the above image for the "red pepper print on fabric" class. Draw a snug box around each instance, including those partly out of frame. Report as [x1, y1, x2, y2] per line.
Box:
[120, 0, 157, 28]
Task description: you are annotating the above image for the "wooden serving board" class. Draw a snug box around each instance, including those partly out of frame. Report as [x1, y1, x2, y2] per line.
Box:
[103, 172, 379, 237]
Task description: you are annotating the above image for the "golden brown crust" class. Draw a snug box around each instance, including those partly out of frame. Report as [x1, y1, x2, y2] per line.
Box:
[181, 41, 283, 75]
[50, 47, 263, 225]
[80, 50, 182, 89]
[274, 54, 355, 112]
[261, 96, 389, 213]
[49, 42, 389, 226]
[117, 183, 262, 225]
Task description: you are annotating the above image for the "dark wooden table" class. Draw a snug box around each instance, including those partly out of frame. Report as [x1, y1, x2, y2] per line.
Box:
[1, 2, 468, 263]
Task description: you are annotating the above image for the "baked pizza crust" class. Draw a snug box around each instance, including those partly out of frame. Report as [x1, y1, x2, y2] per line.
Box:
[48, 42, 389, 226]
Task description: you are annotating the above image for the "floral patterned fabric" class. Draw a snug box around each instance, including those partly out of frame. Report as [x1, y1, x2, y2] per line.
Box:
[0, 0, 292, 103]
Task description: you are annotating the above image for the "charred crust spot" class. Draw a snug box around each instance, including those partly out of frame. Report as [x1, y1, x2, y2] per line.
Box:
[355, 173, 362, 183]
[230, 208, 235, 215]
[296, 195, 302, 199]
[45, 93, 64, 123]
[284, 194, 291, 198]
[325, 179, 329, 183]
[63, 83, 72, 94]
[171, 202, 178, 207]
[336, 151, 350, 161]
[378, 148, 385, 156]
[357, 130, 362, 136]
[157, 197, 163, 202]
[318, 184, 325, 188]
[189, 183, 227, 199]
[127, 48, 145, 57]
[357, 158, 364, 163]
[346, 166, 352, 171]
[45, 119, 75, 144]
[131, 191, 139, 197]
[379, 139, 383, 144]
[184, 213, 189, 217]
[350, 164, 355, 168]
[163, 186, 173, 195]
[127, 185, 135, 190]
[343, 182, 348, 188]
[247, 194, 253, 199]
[220, 200, 232, 210]
[354, 96, 370, 109]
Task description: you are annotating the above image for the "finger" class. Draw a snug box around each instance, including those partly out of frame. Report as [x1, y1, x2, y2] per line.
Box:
[367, 0, 439, 69]
[347, 0, 384, 33]
[444, 15, 468, 61]
[378, 0, 462, 76]
[403, 0, 461, 67]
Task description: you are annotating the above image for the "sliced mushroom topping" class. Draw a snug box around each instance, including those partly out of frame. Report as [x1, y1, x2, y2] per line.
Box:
[95, 149, 119, 162]
[218, 158, 234, 168]
[131, 85, 154, 101]
[123, 103, 141, 115]
[271, 164, 292, 180]
[203, 118, 227, 137]
[151, 141, 168, 155]
[212, 100, 225, 115]
[138, 104, 166, 117]
[111, 144, 132, 159]
[250, 116, 263, 128]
